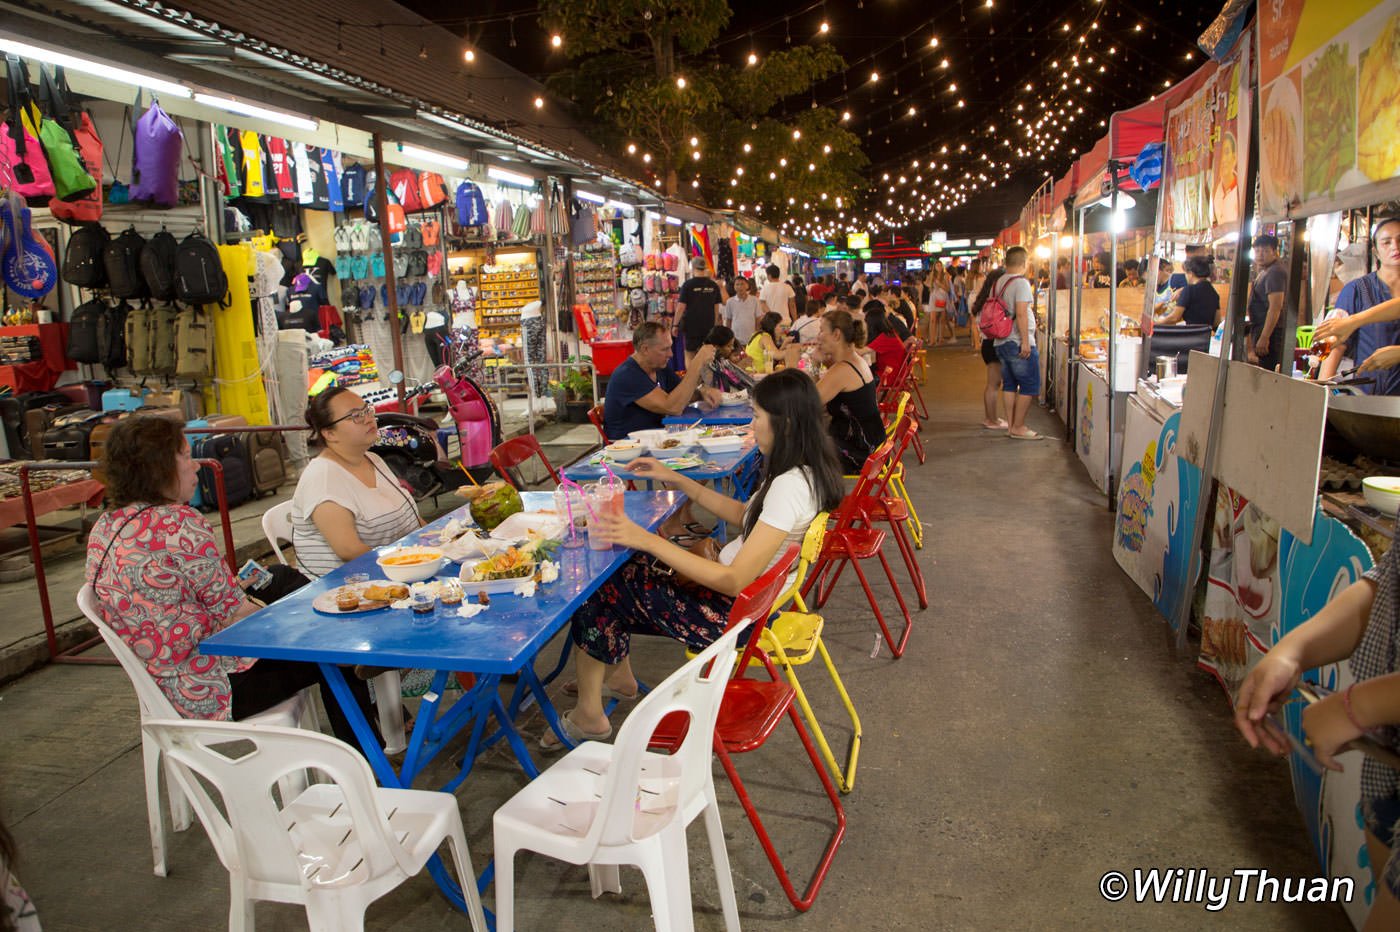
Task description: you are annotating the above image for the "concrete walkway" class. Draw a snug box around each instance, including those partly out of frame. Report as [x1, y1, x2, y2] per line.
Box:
[0, 345, 1352, 930]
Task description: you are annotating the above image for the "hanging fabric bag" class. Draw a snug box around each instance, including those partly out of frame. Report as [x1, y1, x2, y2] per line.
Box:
[129, 90, 184, 207]
[1, 56, 56, 198]
[44, 67, 104, 223]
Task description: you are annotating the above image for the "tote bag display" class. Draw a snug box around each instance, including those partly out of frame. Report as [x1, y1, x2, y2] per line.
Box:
[1, 56, 55, 199]
[44, 67, 103, 223]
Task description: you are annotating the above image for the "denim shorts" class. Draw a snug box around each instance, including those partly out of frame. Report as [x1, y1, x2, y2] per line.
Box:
[996, 341, 1041, 396]
[1363, 797, 1400, 899]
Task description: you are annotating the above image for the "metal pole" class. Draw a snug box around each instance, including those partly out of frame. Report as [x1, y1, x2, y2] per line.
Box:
[1107, 166, 1120, 503]
[1048, 232, 1060, 411]
[371, 133, 407, 412]
[1068, 203, 1084, 446]
[1173, 82, 1260, 650]
[1279, 220, 1306, 375]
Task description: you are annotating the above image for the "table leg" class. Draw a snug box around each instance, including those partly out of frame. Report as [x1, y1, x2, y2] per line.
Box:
[318, 662, 402, 788]
[398, 669, 450, 786]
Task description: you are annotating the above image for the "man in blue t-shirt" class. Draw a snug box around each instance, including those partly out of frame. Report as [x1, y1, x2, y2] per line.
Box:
[603, 321, 719, 440]
[1318, 216, 1400, 393]
[1246, 234, 1288, 372]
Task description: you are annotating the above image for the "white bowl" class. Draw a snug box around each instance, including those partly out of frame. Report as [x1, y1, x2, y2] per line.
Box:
[605, 440, 645, 463]
[376, 546, 448, 583]
[628, 429, 669, 451]
[651, 430, 699, 456]
[1363, 477, 1400, 516]
[697, 435, 743, 454]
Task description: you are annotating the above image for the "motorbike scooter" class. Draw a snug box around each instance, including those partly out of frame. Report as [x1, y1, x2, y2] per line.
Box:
[370, 369, 499, 501]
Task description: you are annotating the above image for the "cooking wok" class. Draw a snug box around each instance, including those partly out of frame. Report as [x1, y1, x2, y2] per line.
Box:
[1327, 390, 1400, 461]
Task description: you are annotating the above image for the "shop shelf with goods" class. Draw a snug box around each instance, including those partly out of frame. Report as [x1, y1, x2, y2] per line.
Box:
[447, 246, 541, 398]
[570, 241, 620, 324]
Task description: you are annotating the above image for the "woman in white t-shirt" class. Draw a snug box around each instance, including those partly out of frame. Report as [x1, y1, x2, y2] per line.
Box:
[543, 369, 845, 749]
[291, 387, 421, 578]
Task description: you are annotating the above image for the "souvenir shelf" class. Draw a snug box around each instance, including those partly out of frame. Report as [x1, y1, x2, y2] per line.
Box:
[571, 242, 618, 316]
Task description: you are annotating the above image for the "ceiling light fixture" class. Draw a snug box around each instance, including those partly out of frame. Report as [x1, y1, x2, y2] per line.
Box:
[398, 144, 470, 171]
[194, 93, 316, 130]
[487, 166, 536, 188]
[0, 38, 192, 98]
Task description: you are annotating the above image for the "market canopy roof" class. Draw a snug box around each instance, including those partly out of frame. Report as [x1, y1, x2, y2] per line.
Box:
[1059, 60, 1218, 209]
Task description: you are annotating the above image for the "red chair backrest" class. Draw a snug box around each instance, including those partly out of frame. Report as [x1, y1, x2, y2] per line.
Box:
[587, 404, 609, 445]
[831, 440, 894, 532]
[731, 547, 801, 676]
[489, 435, 559, 489]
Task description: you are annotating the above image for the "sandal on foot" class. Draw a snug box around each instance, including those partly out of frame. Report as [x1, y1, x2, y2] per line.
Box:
[1008, 430, 1044, 440]
[562, 680, 640, 701]
[540, 711, 613, 751]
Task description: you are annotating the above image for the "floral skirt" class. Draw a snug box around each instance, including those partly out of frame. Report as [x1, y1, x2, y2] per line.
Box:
[571, 554, 735, 664]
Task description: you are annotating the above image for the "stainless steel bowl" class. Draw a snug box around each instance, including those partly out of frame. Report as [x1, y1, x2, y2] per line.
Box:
[1327, 391, 1400, 461]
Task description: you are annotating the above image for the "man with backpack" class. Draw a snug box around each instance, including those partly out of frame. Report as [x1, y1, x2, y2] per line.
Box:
[980, 246, 1042, 440]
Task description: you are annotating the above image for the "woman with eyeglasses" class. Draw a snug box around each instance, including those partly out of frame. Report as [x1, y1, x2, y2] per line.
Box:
[290, 386, 422, 578]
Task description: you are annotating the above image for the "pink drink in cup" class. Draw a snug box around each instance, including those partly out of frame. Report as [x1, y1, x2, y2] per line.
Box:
[586, 483, 618, 551]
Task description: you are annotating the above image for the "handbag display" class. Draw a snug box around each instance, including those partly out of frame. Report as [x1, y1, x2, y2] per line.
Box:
[1, 56, 56, 199]
[44, 67, 104, 223]
[129, 89, 184, 207]
[24, 66, 96, 202]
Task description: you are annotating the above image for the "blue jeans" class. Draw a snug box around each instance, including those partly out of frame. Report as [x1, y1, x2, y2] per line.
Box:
[996, 341, 1041, 396]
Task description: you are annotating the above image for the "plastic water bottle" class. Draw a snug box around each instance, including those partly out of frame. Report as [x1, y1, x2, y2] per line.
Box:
[1209, 322, 1224, 357]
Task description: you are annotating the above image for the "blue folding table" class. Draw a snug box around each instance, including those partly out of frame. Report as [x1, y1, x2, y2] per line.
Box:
[560, 444, 763, 531]
[663, 401, 755, 426]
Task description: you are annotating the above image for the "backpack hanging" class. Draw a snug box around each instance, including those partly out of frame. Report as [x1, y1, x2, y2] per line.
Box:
[61, 224, 110, 289]
[130, 303, 178, 375]
[124, 303, 153, 374]
[418, 172, 449, 210]
[129, 90, 184, 207]
[103, 228, 149, 299]
[174, 233, 229, 306]
[174, 305, 213, 379]
[43, 67, 104, 223]
[389, 168, 424, 213]
[139, 229, 180, 300]
[66, 299, 105, 364]
[1, 56, 56, 199]
[99, 301, 130, 372]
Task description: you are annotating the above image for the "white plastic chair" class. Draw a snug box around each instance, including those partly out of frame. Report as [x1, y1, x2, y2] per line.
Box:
[492, 619, 751, 932]
[259, 499, 406, 756]
[260, 499, 295, 565]
[143, 718, 488, 932]
[79, 584, 315, 878]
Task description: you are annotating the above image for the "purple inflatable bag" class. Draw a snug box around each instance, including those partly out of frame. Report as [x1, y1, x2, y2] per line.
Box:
[129, 91, 184, 207]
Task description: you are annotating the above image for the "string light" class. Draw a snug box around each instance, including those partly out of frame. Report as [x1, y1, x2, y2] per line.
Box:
[675, 76, 687, 88]
[533, 96, 544, 109]
[550, 34, 562, 48]
[463, 48, 476, 63]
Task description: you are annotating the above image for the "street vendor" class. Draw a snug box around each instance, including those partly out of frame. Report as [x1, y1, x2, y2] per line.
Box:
[1316, 216, 1400, 392]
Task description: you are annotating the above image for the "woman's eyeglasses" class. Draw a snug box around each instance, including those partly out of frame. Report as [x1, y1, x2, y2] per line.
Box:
[329, 403, 375, 426]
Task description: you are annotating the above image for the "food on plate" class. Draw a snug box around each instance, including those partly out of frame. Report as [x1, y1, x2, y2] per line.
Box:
[380, 549, 444, 566]
[478, 591, 491, 605]
[1261, 85, 1300, 203]
[335, 590, 361, 611]
[362, 583, 409, 603]
[471, 546, 536, 581]
[658, 438, 682, 449]
[1303, 42, 1356, 197]
[1358, 14, 1400, 181]
[465, 480, 524, 532]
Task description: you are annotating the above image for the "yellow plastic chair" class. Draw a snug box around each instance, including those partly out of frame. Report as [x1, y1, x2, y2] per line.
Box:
[851, 393, 923, 550]
[761, 513, 863, 793]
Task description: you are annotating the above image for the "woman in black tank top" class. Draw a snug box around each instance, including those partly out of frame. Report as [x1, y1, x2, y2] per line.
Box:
[814, 310, 885, 472]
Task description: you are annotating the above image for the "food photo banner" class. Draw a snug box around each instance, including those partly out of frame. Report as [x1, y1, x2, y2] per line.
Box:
[1161, 41, 1250, 244]
[1257, 0, 1400, 220]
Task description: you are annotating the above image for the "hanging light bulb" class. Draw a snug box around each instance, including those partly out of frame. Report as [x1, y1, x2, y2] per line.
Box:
[747, 52, 758, 65]
[534, 96, 544, 109]
[463, 48, 476, 63]
[743, 142, 752, 153]
[819, 20, 830, 33]
[550, 34, 563, 48]
[792, 129, 802, 140]
[870, 70, 879, 82]
[676, 76, 687, 88]
[627, 143, 637, 154]
[689, 136, 699, 147]
[841, 111, 851, 121]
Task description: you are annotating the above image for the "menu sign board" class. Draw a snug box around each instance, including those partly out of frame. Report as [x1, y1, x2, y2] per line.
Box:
[1257, 0, 1400, 219]
[1161, 43, 1249, 243]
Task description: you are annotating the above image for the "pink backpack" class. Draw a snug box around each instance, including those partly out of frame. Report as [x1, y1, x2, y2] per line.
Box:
[977, 274, 1022, 340]
[129, 92, 184, 207]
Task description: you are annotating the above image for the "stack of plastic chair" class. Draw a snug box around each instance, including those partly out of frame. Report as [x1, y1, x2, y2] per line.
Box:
[260, 500, 408, 756]
[79, 585, 317, 878]
[492, 618, 765, 931]
[803, 440, 914, 658]
[143, 719, 487, 932]
[491, 434, 561, 489]
[857, 393, 924, 547]
[650, 549, 847, 912]
[879, 388, 926, 465]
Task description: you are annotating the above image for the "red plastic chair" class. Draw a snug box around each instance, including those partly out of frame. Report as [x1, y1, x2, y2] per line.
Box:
[902, 339, 929, 419]
[846, 412, 927, 608]
[650, 548, 847, 912]
[490, 435, 561, 489]
[587, 404, 610, 446]
[802, 439, 914, 658]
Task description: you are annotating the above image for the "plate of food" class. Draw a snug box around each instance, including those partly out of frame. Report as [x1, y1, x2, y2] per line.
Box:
[717, 391, 748, 407]
[459, 547, 541, 594]
[488, 510, 568, 542]
[312, 580, 410, 615]
[1261, 77, 1303, 212]
[652, 453, 707, 471]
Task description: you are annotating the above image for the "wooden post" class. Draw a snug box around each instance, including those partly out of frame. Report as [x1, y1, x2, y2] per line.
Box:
[371, 133, 407, 411]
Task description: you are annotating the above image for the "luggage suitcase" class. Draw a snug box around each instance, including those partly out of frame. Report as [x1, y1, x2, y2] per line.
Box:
[42, 410, 110, 461]
[190, 432, 252, 512]
[242, 430, 289, 497]
[26, 404, 87, 460]
[131, 404, 186, 424]
[185, 417, 210, 508]
[0, 396, 27, 458]
[102, 387, 151, 412]
[188, 414, 250, 510]
[89, 414, 130, 485]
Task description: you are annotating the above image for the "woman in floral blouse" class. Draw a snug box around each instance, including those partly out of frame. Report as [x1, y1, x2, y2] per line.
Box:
[85, 416, 372, 743]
